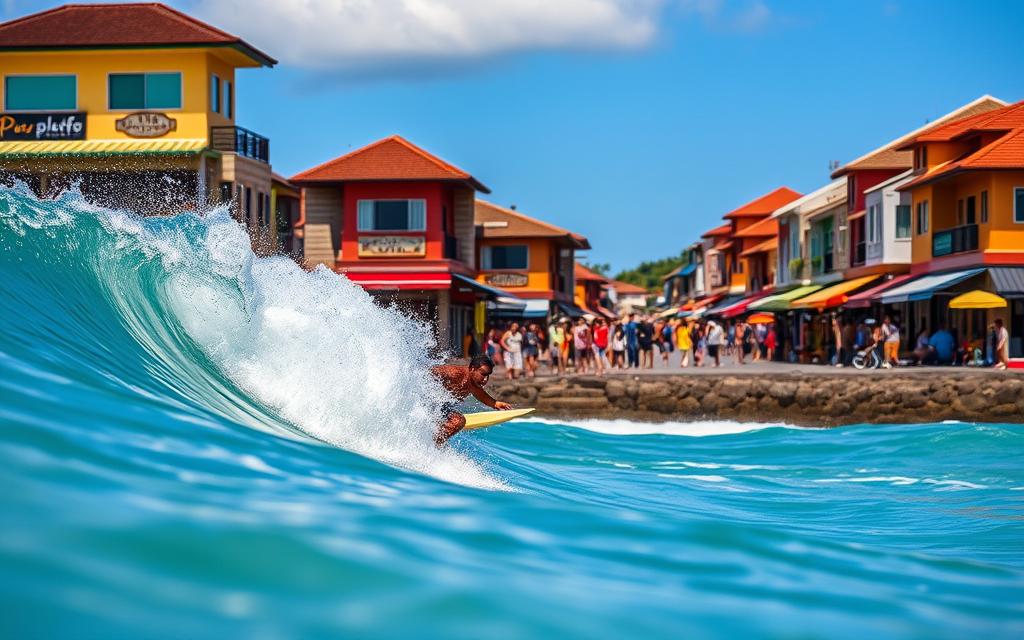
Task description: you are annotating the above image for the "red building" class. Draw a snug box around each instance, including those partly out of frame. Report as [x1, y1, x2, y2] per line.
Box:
[290, 135, 508, 352]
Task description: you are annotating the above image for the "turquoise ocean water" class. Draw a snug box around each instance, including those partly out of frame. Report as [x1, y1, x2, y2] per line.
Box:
[1, 184, 1022, 639]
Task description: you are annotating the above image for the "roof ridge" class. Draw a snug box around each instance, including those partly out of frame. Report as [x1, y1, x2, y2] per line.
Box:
[963, 127, 1024, 166]
[476, 198, 574, 237]
[0, 3, 238, 41]
[291, 135, 471, 182]
[388, 135, 470, 179]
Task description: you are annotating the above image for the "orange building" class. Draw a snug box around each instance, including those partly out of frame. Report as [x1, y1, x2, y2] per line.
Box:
[720, 187, 802, 293]
[474, 200, 589, 320]
[574, 263, 617, 318]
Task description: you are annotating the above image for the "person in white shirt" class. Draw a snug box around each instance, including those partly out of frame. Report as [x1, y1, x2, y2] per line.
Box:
[994, 318, 1010, 369]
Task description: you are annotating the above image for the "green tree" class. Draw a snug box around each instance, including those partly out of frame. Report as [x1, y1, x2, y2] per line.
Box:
[581, 261, 611, 276]
[613, 251, 687, 292]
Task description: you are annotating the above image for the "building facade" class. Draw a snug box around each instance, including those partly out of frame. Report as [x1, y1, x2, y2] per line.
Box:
[0, 3, 275, 245]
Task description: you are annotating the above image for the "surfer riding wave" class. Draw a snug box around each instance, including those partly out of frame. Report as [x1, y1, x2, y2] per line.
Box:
[431, 355, 511, 446]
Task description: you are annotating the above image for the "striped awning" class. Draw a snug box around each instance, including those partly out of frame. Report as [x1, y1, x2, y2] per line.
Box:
[880, 268, 986, 304]
[0, 138, 209, 157]
[749, 285, 822, 311]
[789, 275, 879, 310]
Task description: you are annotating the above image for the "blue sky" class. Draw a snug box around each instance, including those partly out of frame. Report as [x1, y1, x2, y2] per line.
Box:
[3, 0, 1023, 272]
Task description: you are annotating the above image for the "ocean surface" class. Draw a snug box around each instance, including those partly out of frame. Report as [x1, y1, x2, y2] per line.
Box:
[1, 184, 1022, 639]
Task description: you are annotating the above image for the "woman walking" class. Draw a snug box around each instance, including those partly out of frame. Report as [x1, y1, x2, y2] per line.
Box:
[592, 318, 609, 375]
[611, 322, 626, 369]
[677, 319, 692, 367]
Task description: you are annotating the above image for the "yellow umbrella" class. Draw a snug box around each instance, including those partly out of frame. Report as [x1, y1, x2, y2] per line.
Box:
[949, 290, 1007, 309]
[747, 312, 776, 324]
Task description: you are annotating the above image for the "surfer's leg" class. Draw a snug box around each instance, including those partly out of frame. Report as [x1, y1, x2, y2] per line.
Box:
[435, 412, 466, 446]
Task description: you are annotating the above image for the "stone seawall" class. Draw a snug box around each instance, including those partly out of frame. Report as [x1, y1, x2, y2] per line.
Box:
[488, 372, 1024, 426]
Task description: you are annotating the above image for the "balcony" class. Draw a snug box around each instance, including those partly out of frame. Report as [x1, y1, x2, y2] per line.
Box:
[932, 223, 978, 258]
[211, 126, 270, 163]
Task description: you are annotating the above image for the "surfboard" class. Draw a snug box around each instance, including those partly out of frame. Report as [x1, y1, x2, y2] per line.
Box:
[463, 408, 536, 430]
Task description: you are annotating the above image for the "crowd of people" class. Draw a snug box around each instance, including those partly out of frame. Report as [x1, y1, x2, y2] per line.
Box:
[468, 314, 783, 379]
[464, 310, 1012, 377]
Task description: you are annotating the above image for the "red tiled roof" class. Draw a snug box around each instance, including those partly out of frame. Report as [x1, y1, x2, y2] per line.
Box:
[900, 128, 1024, 190]
[701, 223, 732, 238]
[0, 3, 275, 65]
[831, 95, 1006, 177]
[609, 280, 648, 295]
[575, 262, 609, 283]
[908, 100, 1024, 145]
[733, 216, 778, 239]
[477, 200, 589, 249]
[723, 187, 802, 219]
[291, 135, 490, 192]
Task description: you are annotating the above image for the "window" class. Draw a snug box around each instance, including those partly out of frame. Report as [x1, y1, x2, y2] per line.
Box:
[211, 74, 221, 113]
[1015, 188, 1024, 224]
[257, 190, 264, 226]
[966, 195, 976, 225]
[981, 191, 988, 223]
[225, 81, 233, 118]
[895, 204, 911, 238]
[916, 200, 929, 235]
[109, 72, 182, 110]
[4, 75, 76, 111]
[482, 245, 528, 270]
[356, 199, 427, 231]
[867, 205, 877, 243]
[957, 199, 964, 225]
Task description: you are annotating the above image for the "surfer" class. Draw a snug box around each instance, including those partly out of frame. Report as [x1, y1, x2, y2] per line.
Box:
[431, 355, 512, 446]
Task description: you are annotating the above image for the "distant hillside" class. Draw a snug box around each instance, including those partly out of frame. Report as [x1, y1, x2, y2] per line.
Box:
[613, 251, 686, 292]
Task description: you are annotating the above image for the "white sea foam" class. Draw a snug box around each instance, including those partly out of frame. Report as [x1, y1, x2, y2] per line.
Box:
[527, 417, 795, 437]
[115, 208, 505, 490]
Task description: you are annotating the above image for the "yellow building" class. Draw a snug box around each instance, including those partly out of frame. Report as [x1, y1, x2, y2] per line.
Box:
[0, 3, 275, 235]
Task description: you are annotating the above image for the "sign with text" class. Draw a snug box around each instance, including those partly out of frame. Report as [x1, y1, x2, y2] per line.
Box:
[358, 235, 426, 258]
[0, 112, 86, 140]
[485, 272, 529, 287]
[115, 112, 177, 138]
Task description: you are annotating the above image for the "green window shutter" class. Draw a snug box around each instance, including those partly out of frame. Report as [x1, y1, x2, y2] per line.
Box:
[109, 74, 144, 109]
[145, 73, 181, 109]
[5, 75, 76, 111]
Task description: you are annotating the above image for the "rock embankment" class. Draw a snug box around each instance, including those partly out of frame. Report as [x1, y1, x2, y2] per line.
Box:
[488, 372, 1024, 425]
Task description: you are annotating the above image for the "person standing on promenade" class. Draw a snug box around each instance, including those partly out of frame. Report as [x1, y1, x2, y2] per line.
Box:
[765, 322, 777, 361]
[593, 317, 609, 375]
[523, 323, 540, 378]
[548, 321, 565, 375]
[573, 317, 591, 375]
[881, 316, 900, 368]
[500, 323, 524, 379]
[677, 318, 693, 367]
[694, 320, 706, 367]
[659, 320, 673, 367]
[624, 313, 640, 368]
[610, 322, 626, 369]
[637, 316, 654, 369]
[725, 321, 736, 359]
[734, 320, 746, 365]
[994, 318, 1010, 369]
[841, 319, 856, 367]
[706, 319, 723, 367]
[752, 321, 765, 362]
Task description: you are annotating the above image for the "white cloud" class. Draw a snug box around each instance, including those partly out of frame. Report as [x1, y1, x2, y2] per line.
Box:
[194, 0, 664, 74]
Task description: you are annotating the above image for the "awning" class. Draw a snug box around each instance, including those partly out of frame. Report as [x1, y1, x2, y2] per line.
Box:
[597, 305, 618, 319]
[488, 298, 549, 318]
[790, 275, 880, 310]
[556, 301, 587, 318]
[990, 267, 1024, 298]
[749, 285, 823, 311]
[452, 273, 517, 300]
[679, 263, 697, 277]
[721, 290, 774, 318]
[747, 312, 775, 324]
[346, 272, 452, 290]
[844, 274, 914, 308]
[949, 290, 1007, 309]
[0, 138, 209, 157]
[679, 293, 723, 317]
[703, 295, 745, 316]
[880, 268, 986, 304]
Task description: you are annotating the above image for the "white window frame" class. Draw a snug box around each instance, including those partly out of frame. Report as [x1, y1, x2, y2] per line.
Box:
[356, 199, 427, 232]
[3, 73, 78, 112]
[895, 204, 912, 239]
[106, 71, 184, 112]
[1015, 187, 1024, 224]
[481, 244, 529, 271]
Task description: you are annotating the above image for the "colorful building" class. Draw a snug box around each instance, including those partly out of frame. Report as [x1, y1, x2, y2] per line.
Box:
[661, 242, 704, 308]
[879, 99, 1024, 357]
[721, 187, 802, 294]
[574, 263, 616, 319]
[474, 199, 590, 321]
[290, 135, 506, 352]
[271, 172, 300, 255]
[0, 3, 275, 241]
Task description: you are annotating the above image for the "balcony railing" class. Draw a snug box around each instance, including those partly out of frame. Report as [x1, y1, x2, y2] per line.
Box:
[211, 126, 270, 163]
[933, 223, 978, 257]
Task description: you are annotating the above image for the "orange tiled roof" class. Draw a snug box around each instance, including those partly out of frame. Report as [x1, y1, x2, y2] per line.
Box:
[0, 3, 275, 65]
[701, 222, 732, 238]
[900, 128, 1024, 190]
[609, 280, 648, 295]
[723, 187, 802, 219]
[733, 216, 778, 239]
[575, 262, 609, 283]
[476, 200, 589, 249]
[291, 135, 490, 192]
[908, 100, 1024, 145]
[832, 95, 1006, 177]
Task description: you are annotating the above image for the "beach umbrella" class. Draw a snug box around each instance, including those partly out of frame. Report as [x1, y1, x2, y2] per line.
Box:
[949, 290, 1007, 309]
[747, 312, 775, 324]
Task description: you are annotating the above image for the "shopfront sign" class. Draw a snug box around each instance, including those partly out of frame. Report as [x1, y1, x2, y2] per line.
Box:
[358, 235, 426, 258]
[115, 112, 177, 138]
[0, 112, 86, 141]
[485, 272, 529, 287]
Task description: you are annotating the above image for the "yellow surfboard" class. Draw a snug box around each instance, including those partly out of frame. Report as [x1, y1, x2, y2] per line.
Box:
[463, 408, 536, 430]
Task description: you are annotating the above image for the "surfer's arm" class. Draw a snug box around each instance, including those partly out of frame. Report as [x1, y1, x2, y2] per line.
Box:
[471, 386, 511, 411]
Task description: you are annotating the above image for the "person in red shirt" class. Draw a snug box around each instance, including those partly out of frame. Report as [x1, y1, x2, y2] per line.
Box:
[592, 317, 609, 375]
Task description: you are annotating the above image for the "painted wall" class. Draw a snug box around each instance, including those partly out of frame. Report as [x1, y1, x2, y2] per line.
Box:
[0, 48, 239, 140]
[339, 181, 448, 261]
[864, 180, 912, 267]
[476, 236, 555, 297]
